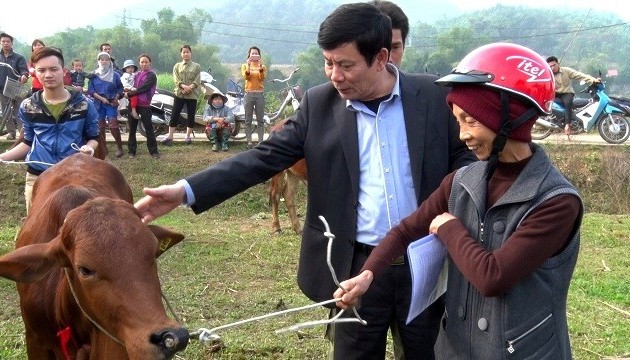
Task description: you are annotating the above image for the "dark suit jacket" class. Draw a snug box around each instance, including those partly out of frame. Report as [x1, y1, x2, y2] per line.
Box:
[187, 72, 474, 304]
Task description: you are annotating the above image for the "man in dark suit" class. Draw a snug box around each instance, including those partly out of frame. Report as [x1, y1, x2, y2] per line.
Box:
[135, 3, 473, 359]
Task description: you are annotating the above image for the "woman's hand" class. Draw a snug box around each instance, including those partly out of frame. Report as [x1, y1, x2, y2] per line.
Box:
[333, 270, 374, 310]
[429, 212, 456, 234]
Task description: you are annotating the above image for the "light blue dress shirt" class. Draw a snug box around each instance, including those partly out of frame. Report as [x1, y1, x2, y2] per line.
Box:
[349, 66, 417, 246]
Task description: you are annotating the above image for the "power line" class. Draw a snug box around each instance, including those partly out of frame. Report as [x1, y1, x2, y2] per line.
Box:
[407, 21, 630, 49]
[122, 12, 629, 49]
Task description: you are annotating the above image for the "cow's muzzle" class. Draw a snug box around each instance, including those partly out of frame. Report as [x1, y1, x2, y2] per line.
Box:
[150, 327, 189, 359]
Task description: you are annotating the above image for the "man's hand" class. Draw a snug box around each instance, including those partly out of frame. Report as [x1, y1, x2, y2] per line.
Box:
[333, 270, 374, 309]
[79, 145, 94, 156]
[134, 183, 187, 223]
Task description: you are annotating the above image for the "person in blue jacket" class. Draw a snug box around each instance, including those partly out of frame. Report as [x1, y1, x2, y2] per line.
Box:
[88, 52, 124, 158]
[0, 47, 99, 213]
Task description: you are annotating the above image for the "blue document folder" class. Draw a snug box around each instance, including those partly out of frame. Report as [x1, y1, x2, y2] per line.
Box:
[406, 234, 448, 324]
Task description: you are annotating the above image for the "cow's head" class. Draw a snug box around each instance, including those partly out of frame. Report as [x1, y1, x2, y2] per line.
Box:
[0, 197, 189, 359]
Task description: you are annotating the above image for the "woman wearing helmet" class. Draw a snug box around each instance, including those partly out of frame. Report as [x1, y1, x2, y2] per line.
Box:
[333, 43, 583, 359]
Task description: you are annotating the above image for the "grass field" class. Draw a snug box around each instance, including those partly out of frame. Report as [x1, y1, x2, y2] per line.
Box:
[0, 140, 628, 359]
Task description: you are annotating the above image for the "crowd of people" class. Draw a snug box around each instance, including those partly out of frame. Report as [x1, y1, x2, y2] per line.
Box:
[1, 1, 588, 358]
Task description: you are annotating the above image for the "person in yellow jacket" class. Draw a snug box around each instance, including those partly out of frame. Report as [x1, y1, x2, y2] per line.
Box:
[241, 46, 266, 149]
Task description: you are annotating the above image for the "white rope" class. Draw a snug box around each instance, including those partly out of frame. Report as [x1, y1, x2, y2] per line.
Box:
[190, 298, 340, 342]
[0, 158, 55, 167]
[189, 215, 366, 342]
[64, 268, 124, 346]
[0, 142, 89, 168]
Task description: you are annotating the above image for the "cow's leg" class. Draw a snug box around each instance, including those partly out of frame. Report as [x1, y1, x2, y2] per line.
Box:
[269, 172, 285, 234]
[76, 344, 91, 360]
[24, 332, 56, 360]
[284, 172, 302, 235]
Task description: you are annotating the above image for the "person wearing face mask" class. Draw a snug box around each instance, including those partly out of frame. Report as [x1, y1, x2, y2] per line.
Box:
[203, 90, 234, 152]
[88, 51, 124, 158]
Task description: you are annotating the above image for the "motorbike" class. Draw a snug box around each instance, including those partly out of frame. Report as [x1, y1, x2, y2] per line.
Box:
[532, 81, 630, 144]
[219, 67, 301, 141]
[222, 78, 272, 140]
[118, 72, 214, 139]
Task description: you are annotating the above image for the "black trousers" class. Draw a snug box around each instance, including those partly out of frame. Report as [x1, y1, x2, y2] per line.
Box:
[127, 106, 158, 156]
[330, 244, 443, 360]
[555, 92, 576, 126]
[171, 97, 198, 128]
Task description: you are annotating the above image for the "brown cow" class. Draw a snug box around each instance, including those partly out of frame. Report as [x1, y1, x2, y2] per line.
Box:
[0, 153, 188, 359]
[268, 118, 307, 235]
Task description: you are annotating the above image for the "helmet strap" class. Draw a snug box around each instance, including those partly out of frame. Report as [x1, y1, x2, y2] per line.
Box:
[485, 91, 538, 180]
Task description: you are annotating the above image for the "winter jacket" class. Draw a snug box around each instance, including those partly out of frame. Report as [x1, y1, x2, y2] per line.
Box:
[436, 144, 582, 359]
[19, 90, 100, 175]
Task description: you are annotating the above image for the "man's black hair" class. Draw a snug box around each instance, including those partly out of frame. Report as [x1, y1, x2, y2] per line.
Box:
[371, 0, 409, 45]
[317, 3, 391, 66]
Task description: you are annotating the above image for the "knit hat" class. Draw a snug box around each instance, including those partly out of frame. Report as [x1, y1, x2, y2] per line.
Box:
[97, 51, 110, 60]
[446, 85, 537, 142]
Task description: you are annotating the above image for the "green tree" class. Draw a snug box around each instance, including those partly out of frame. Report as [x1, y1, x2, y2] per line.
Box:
[294, 46, 327, 91]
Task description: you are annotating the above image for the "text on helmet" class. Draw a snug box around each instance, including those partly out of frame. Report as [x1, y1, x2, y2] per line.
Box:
[507, 56, 552, 83]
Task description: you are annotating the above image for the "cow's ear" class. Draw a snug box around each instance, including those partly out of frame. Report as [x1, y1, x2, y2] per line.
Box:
[148, 225, 185, 258]
[0, 236, 67, 282]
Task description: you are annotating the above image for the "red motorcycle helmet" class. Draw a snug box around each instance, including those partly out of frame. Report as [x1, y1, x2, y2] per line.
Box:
[436, 42, 555, 115]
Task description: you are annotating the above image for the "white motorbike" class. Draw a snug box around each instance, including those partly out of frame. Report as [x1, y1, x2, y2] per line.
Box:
[119, 73, 213, 139]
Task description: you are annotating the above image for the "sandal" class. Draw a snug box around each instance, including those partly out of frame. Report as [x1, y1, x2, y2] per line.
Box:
[160, 138, 173, 146]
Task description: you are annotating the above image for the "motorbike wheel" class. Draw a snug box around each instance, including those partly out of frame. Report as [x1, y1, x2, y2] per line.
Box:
[531, 115, 554, 140]
[597, 113, 630, 144]
[231, 115, 247, 140]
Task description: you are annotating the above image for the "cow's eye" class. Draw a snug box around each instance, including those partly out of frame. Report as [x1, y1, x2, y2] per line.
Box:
[77, 266, 95, 277]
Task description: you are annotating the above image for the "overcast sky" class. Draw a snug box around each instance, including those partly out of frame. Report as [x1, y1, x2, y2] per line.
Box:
[2, 0, 629, 44]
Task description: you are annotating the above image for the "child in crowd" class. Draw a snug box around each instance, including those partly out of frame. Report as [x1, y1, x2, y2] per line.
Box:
[121, 59, 139, 119]
[69, 59, 89, 93]
[203, 91, 234, 151]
